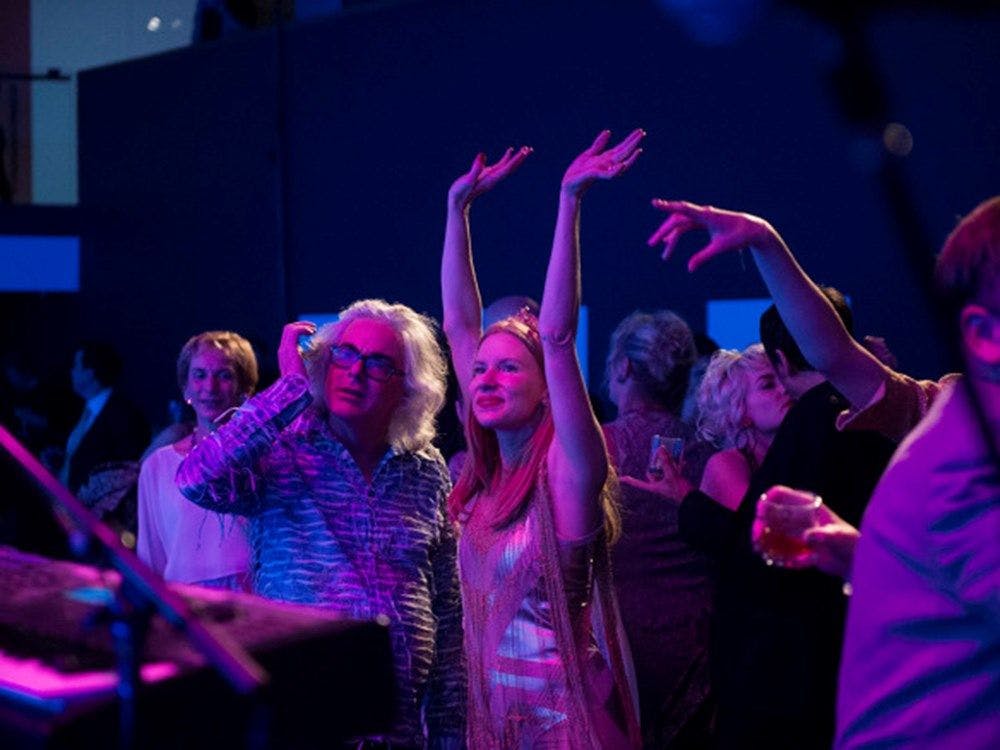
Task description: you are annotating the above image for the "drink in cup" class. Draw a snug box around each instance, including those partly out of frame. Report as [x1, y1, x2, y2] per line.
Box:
[648, 434, 684, 480]
[756, 488, 822, 567]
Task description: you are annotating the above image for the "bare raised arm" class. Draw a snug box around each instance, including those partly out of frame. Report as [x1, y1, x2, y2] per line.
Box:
[543, 129, 644, 539]
[648, 200, 891, 409]
[441, 147, 532, 403]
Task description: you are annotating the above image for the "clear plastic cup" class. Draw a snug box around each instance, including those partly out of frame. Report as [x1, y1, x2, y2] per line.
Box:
[755, 488, 822, 567]
[648, 434, 684, 480]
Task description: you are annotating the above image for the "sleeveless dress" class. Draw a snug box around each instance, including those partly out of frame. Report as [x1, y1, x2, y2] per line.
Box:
[458, 468, 641, 749]
[602, 411, 715, 747]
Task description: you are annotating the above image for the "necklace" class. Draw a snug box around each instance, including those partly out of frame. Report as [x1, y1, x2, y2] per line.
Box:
[188, 424, 214, 450]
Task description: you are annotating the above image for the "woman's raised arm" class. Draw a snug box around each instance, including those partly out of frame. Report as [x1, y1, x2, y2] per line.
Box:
[442, 147, 531, 402]
[648, 201, 890, 409]
[542, 129, 643, 539]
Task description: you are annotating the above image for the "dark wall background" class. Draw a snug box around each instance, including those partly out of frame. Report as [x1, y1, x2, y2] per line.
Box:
[16, 0, 998, 427]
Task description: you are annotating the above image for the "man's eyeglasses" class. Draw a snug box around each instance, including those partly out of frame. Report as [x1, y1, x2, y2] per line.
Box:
[329, 344, 404, 382]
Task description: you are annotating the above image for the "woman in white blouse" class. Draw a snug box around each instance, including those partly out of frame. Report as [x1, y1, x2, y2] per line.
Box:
[137, 330, 258, 589]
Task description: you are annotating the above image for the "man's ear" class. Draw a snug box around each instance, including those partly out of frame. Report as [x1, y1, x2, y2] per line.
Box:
[960, 304, 1000, 367]
[614, 357, 631, 383]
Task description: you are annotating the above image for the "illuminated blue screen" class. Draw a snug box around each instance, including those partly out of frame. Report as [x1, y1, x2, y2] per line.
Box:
[0, 235, 80, 292]
[706, 297, 772, 350]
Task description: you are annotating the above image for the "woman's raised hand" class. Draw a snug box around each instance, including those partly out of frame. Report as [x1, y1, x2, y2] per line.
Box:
[648, 200, 781, 272]
[447, 146, 532, 211]
[278, 321, 316, 379]
[561, 129, 645, 199]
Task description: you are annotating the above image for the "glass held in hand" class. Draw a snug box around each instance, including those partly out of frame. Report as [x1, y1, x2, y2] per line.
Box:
[753, 486, 822, 568]
[648, 434, 684, 480]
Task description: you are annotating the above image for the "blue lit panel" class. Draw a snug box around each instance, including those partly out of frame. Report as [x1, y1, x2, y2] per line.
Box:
[297, 312, 341, 329]
[577, 304, 589, 387]
[297, 312, 341, 350]
[706, 297, 772, 351]
[0, 235, 80, 291]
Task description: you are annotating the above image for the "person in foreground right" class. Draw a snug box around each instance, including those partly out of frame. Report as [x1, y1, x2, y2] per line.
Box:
[835, 196, 1000, 749]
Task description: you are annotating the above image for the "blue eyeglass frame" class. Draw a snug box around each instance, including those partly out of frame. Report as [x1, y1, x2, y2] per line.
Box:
[328, 344, 405, 381]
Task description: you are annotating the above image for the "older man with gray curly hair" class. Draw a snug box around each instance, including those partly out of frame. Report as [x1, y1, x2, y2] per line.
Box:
[178, 299, 464, 750]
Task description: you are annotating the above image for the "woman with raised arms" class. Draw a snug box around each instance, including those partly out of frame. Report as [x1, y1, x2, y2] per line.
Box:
[442, 130, 644, 749]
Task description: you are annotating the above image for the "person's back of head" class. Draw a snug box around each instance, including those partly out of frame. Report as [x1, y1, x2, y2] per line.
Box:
[483, 295, 540, 329]
[759, 286, 853, 374]
[935, 196, 1000, 379]
[605, 309, 696, 414]
[77, 341, 123, 390]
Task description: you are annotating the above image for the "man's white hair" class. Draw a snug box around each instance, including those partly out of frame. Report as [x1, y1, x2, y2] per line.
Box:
[303, 299, 447, 452]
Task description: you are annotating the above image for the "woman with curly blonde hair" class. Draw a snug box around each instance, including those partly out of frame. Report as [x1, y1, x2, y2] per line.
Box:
[694, 344, 792, 509]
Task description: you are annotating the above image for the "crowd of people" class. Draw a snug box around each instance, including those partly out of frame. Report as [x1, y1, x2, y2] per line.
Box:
[2, 133, 997, 749]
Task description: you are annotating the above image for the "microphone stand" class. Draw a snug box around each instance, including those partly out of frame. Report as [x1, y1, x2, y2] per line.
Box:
[0, 424, 269, 749]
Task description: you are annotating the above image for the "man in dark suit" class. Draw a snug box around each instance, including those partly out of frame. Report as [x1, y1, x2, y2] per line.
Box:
[59, 342, 149, 494]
